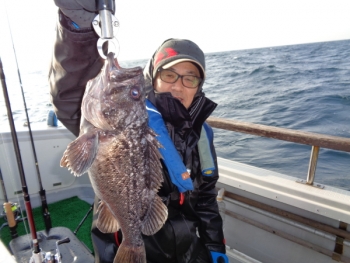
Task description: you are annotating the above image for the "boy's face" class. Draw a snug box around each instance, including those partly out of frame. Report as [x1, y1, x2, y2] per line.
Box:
[154, 62, 200, 109]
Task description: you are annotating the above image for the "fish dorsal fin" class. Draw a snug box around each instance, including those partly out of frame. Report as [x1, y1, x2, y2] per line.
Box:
[140, 127, 167, 236]
[141, 195, 167, 236]
[97, 201, 120, 233]
[60, 130, 99, 176]
[145, 128, 164, 190]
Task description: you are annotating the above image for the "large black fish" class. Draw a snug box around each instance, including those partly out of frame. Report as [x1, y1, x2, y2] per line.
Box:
[60, 53, 168, 263]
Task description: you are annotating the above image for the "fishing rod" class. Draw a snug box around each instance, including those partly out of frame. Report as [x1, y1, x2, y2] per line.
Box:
[1, 57, 41, 258]
[3, 6, 52, 233]
[73, 204, 93, 236]
[73, 203, 94, 255]
[0, 167, 18, 239]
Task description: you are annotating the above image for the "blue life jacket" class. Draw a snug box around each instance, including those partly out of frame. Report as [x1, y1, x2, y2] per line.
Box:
[146, 99, 214, 193]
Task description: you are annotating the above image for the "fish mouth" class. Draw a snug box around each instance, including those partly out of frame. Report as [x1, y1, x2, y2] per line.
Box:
[107, 52, 120, 72]
[106, 53, 143, 83]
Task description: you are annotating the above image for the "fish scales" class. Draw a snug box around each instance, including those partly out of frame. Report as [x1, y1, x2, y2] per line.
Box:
[60, 53, 168, 263]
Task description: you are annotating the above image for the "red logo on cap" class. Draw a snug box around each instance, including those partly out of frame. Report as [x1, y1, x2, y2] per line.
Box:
[154, 48, 178, 66]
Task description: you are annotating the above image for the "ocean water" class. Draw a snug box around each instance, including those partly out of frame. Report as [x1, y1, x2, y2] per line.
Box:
[1, 40, 350, 190]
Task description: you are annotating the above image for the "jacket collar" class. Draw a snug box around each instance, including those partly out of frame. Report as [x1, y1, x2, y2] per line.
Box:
[147, 90, 217, 140]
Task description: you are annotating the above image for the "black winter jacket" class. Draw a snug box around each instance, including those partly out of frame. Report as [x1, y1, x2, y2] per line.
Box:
[49, 11, 225, 263]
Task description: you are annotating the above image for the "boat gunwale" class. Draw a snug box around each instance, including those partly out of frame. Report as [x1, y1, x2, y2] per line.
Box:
[207, 116, 350, 152]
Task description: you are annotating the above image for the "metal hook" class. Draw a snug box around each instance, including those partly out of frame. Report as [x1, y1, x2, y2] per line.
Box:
[93, 14, 120, 59]
[97, 38, 120, 59]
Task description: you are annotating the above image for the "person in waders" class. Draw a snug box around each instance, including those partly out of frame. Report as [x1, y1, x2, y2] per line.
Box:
[50, 1, 228, 262]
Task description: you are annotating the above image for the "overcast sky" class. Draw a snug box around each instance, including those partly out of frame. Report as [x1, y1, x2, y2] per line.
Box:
[115, 0, 350, 61]
[0, 0, 349, 66]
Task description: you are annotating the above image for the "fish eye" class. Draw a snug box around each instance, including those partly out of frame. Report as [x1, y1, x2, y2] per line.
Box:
[130, 87, 141, 99]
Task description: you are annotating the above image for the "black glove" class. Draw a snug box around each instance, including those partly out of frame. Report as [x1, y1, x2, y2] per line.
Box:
[54, 0, 100, 28]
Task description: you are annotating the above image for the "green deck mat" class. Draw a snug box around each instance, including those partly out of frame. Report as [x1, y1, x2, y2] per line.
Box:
[0, 196, 94, 254]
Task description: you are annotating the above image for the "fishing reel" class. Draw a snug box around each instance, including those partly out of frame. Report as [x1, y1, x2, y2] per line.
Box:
[29, 237, 70, 263]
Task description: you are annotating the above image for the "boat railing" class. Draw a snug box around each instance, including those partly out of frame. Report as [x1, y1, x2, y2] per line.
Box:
[207, 116, 350, 188]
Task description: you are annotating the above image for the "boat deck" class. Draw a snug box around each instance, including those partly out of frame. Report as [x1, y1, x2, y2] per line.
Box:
[1, 122, 349, 262]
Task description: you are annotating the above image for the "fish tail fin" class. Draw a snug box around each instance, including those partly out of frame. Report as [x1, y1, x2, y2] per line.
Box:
[114, 242, 146, 263]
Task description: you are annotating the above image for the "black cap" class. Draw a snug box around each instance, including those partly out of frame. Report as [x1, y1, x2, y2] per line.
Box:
[152, 39, 206, 81]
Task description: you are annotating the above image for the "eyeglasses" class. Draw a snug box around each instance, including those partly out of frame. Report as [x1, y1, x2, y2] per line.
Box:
[157, 68, 202, 89]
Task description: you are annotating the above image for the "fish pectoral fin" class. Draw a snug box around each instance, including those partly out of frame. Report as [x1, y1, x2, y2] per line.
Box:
[141, 195, 168, 236]
[97, 201, 120, 233]
[60, 131, 99, 176]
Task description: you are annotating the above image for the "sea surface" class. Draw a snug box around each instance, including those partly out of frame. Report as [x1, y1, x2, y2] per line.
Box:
[1, 40, 349, 190]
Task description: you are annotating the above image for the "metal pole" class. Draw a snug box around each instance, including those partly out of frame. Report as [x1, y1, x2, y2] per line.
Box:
[306, 146, 320, 185]
[97, 0, 115, 38]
